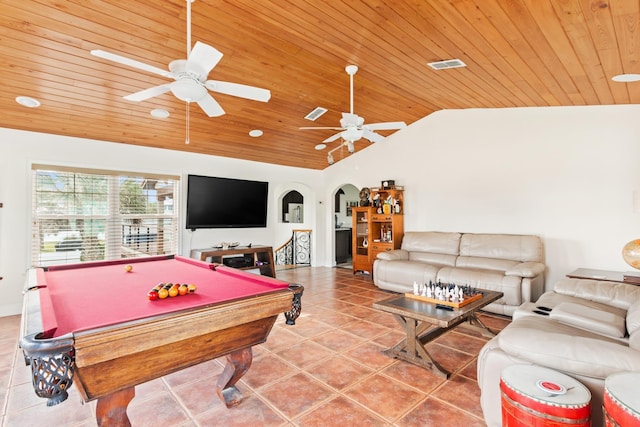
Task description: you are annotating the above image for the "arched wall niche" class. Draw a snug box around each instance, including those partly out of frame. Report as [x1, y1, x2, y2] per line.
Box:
[273, 182, 316, 265]
[281, 190, 304, 223]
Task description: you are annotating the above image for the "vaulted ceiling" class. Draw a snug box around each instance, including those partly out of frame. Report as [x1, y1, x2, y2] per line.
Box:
[1, 0, 639, 170]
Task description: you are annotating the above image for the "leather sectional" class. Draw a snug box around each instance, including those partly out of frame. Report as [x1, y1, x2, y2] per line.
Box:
[477, 278, 640, 426]
[372, 231, 546, 315]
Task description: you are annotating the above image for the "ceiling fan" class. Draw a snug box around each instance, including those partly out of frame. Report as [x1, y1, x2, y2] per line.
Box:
[89, 0, 270, 118]
[300, 65, 406, 147]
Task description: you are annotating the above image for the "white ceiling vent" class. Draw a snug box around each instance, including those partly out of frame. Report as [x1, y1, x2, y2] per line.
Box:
[427, 59, 467, 70]
[304, 107, 328, 121]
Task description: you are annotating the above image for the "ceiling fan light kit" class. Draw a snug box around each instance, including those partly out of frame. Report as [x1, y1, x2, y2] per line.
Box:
[88, 0, 270, 119]
[301, 64, 407, 164]
[170, 78, 207, 102]
[341, 127, 363, 142]
[327, 153, 334, 165]
[347, 140, 355, 153]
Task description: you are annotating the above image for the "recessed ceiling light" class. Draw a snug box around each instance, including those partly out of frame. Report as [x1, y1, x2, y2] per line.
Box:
[315, 143, 327, 150]
[16, 96, 41, 108]
[612, 74, 640, 82]
[249, 129, 263, 137]
[150, 109, 170, 118]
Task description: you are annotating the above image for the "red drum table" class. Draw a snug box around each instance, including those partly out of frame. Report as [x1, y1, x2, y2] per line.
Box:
[604, 372, 640, 427]
[500, 365, 591, 426]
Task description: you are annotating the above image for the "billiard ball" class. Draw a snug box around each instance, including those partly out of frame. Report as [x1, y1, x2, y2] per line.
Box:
[187, 284, 197, 293]
[125, 265, 133, 272]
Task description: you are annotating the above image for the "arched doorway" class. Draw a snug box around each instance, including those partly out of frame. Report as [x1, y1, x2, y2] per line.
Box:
[334, 183, 359, 268]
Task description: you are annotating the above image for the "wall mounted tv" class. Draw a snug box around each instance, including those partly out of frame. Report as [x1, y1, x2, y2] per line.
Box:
[186, 174, 269, 229]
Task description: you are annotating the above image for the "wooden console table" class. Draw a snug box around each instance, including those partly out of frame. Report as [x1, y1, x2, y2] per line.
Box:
[566, 268, 640, 285]
[190, 245, 276, 278]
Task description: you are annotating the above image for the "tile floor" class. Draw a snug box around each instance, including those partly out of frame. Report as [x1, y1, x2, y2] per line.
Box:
[0, 267, 510, 426]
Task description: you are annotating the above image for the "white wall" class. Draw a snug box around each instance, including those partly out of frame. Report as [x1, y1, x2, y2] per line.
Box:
[323, 105, 640, 288]
[0, 128, 323, 316]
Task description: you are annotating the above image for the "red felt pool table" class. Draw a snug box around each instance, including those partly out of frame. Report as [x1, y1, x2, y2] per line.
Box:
[19, 255, 302, 427]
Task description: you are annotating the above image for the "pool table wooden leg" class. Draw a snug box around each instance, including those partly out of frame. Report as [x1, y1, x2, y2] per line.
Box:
[95, 386, 135, 427]
[216, 347, 252, 408]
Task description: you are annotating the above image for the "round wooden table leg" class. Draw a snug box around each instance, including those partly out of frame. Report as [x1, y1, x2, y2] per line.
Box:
[96, 386, 135, 427]
[216, 347, 252, 407]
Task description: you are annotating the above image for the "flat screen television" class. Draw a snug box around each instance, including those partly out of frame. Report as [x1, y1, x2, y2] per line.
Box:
[186, 174, 269, 229]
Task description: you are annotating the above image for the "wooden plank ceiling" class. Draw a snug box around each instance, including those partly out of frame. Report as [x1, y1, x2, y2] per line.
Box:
[1, 0, 639, 170]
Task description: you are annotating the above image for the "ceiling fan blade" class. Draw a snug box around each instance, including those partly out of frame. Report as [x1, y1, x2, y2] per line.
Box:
[90, 49, 172, 78]
[124, 84, 172, 102]
[299, 126, 344, 130]
[365, 121, 407, 131]
[363, 130, 385, 143]
[206, 80, 271, 102]
[197, 93, 225, 117]
[186, 41, 223, 75]
[323, 132, 343, 143]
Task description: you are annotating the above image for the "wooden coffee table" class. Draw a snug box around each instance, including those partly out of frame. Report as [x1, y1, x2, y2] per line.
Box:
[373, 289, 503, 378]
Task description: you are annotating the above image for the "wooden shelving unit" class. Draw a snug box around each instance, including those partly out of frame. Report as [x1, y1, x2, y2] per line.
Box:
[352, 187, 404, 275]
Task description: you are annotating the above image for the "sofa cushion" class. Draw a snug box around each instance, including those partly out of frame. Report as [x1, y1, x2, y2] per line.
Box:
[437, 266, 522, 306]
[549, 302, 627, 338]
[409, 252, 457, 267]
[455, 256, 518, 272]
[401, 231, 461, 255]
[373, 259, 439, 287]
[553, 278, 640, 310]
[460, 233, 542, 263]
[498, 316, 640, 378]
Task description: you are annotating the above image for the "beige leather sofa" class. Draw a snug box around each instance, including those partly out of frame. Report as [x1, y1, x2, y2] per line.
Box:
[477, 278, 640, 427]
[373, 231, 545, 315]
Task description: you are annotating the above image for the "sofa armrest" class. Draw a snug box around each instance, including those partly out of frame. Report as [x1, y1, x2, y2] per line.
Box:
[375, 249, 409, 261]
[505, 261, 545, 278]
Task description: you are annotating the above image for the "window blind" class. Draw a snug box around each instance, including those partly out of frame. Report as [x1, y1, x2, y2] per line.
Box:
[31, 165, 179, 267]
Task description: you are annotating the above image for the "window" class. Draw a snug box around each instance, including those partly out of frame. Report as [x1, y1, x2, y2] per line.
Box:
[31, 165, 179, 267]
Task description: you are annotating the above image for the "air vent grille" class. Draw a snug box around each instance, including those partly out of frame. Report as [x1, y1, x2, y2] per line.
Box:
[427, 59, 467, 70]
[304, 107, 328, 121]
